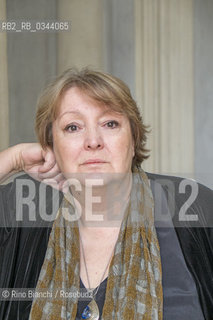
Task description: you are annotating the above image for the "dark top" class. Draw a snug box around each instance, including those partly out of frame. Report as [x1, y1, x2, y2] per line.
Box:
[75, 278, 107, 320]
[75, 180, 204, 320]
[0, 173, 212, 319]
[152, 180, 204, 319]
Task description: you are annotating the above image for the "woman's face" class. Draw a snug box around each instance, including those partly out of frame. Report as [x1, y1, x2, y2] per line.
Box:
[52, 87, 135, 177]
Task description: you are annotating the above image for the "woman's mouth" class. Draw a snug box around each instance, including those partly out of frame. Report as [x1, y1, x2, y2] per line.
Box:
[82, 159, 107, 165]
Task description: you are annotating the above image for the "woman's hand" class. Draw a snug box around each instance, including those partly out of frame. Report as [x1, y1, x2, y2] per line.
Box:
[0, 143, 64, 188]
[20, 143, 58, 177]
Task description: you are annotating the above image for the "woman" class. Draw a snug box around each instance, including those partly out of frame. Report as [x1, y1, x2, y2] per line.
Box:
[0, 68, 212, 319]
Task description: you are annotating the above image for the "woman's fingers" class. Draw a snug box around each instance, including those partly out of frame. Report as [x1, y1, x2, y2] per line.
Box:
[42, 173, 66, 190]
[38, 150, 60, 179]
[38, 148, 57, 173]
[19, 144, 62, 183]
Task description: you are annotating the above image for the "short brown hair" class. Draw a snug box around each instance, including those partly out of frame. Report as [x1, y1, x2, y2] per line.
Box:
[35, 68, 149, 168]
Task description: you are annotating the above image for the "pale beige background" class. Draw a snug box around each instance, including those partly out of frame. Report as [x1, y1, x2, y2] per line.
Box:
[0, 0, 212, 188]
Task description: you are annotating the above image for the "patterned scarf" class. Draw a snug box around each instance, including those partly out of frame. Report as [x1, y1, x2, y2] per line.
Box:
[29, 169, 163, 319]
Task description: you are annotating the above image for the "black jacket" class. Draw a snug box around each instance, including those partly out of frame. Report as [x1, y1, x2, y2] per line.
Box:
[0, 173, 212, 320]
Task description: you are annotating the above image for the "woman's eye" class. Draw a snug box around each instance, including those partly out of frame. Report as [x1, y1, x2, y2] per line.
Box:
[65, 124, 79, 132]
[105, 120, 119, 128]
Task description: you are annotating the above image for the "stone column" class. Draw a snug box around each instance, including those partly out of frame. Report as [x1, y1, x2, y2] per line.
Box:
[135, 0, 194, 176]
[0, 0, 9, 151]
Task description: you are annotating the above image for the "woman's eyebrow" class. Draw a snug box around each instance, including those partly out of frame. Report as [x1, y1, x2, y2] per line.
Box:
[57, 108, 123, 122]
[58, 110, 82, 119]
[100, 109, 122, 117]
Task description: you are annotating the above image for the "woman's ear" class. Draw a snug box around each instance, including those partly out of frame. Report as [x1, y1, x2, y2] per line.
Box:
[131, 139, 135, 159]
[46, 123, 53, 148]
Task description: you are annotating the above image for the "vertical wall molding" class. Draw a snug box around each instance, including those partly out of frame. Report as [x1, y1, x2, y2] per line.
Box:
[135, 0, 194, 176]
[57, 0, 103, 73]
[6, 0, 57, 146]
[0, 0, 9, 151]
[102, 0, 135, 95]
[194, 0, 213, 189]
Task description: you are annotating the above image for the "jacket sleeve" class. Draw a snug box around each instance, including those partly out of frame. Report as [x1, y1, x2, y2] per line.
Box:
[0, 174, 61, 320]
[148, 172, 213, 320]
[173, 181, 213, 320]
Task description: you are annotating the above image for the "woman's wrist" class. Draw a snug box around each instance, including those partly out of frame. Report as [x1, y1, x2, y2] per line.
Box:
[11, 143, 27, 172]
[0, 144, 29, 183]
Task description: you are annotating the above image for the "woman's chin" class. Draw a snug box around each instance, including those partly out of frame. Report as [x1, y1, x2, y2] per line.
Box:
[62, 166, 130, 188]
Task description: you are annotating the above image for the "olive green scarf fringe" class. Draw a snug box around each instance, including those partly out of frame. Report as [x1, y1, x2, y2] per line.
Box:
[30, 169, 163, 319]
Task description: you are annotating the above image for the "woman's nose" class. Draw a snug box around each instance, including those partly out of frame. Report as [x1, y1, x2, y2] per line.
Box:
[84, 128, 104, 150]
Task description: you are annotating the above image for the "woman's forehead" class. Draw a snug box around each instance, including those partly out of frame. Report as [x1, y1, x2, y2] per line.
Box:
[56, 87, 124, 118]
